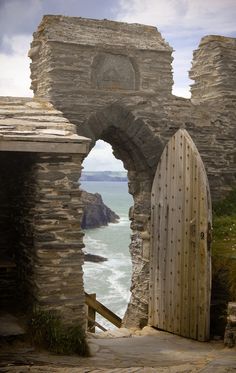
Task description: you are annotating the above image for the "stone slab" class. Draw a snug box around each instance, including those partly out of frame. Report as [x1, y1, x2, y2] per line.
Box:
[0, 139, 89, 154]
[0, 314, 25, 337]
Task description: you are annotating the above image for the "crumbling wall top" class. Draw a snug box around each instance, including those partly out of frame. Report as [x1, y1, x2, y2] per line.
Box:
[198, 35, 236, 47]
[190, 34, 236, 103]
[34, 15, 172, 52]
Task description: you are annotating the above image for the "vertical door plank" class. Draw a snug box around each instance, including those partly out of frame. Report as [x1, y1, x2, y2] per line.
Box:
[149, 129, 211, 341]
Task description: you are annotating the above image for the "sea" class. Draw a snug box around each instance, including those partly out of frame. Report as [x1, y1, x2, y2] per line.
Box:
[80, 181, 133, 330]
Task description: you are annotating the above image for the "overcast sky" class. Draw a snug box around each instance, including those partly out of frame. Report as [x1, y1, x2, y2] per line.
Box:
[0, 0, 235, 171]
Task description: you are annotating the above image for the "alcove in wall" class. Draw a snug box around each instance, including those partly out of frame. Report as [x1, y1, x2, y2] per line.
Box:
[0, 151, 36, 313]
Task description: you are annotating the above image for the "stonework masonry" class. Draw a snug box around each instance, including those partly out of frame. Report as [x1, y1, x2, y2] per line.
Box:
[27, 15, 236, 329]
[0, 97, 89, 326]
[224, 302, 236, 347]
[29, 16, 236, 202]
[31, 153, 86, 325]
[0, 152, 86, 326]
[0, 16, 235, 331]
[190, 35, 236, 103]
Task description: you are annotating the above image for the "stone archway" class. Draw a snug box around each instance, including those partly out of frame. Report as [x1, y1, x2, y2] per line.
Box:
[29, 14, 171, 327]
[28, 15, 236, 331]
[81, 103, 163, 327]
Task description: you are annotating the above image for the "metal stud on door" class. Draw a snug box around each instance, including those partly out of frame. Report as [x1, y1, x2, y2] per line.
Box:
[149, 129, 212, 341]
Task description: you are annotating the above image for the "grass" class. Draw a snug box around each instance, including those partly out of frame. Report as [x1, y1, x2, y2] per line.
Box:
[29, 309, 90, 356]
[212, 197, 236, 261]
[212, 188, 236, 298]
[210, 188, 236, 336]
[212, 188, 236, 217]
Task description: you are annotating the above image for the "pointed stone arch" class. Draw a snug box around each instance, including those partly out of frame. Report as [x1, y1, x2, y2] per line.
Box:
[81, 103, 163, 171]
[81, 102, 164, 327]
[28, 14, 236, 331]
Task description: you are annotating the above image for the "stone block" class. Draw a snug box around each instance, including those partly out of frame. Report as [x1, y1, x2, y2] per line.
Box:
[224, 302, 236, 348]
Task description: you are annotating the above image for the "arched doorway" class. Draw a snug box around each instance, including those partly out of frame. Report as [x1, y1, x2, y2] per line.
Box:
[81, 140, 133, 329]
[27, 15, 230, 341]
[78, 103, 163, 328]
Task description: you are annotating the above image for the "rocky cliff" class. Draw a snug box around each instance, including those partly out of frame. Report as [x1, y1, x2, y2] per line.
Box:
[81, 190, 119, 229]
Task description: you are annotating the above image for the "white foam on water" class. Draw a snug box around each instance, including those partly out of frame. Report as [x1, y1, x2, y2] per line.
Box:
[83, 244, 131, 319]
[83, 236, 108, 257]
[81, 181, 133, 330]
[109, 216, 130, 228]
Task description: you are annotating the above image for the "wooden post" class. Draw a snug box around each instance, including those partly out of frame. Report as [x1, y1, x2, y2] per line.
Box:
[87, 293, 96, 333]
[85, 292, 122, 328]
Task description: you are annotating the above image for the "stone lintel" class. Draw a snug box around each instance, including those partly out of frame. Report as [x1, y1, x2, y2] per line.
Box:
[0, 138, 90, 154]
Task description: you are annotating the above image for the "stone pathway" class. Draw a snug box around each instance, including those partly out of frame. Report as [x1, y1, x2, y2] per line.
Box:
[0, 327, 236, 372]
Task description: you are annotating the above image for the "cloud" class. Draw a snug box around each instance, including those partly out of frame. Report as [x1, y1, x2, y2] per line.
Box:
[117, 0, 183, 27]
[0, 0, 118, 96]
[0, 0, 42, 50]
[2, 34, 32, 55]
[0, 0, 119, 51]
[83, 140, 125, 171]
[0, 35, 32, 96]
[116, 0, 236, 98]
[0, 0, 235, 168]
[171, 47, 193, 98]
[116, 0, 236, 35]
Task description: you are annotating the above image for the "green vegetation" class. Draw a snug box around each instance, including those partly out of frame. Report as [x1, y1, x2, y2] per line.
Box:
[212, 188, 236, 298]
[29, 309, 90, 356]
[212, 188, 236, 217]
[211, 188, 236, 336]
[212, 214, 236, 297]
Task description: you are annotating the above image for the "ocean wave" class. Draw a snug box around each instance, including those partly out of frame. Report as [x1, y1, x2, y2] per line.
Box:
[108, 270, 131, 302]
[83, 236, 108, 256]
[84, 234, 131, 259]
[83, 258, 131, 301]
[109, 216, 130, 227]
[83, 216, 131, 327]
[80, 181, 132, 330]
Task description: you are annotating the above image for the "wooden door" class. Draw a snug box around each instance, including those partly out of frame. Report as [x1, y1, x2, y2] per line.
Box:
[149, 129, 212, 341]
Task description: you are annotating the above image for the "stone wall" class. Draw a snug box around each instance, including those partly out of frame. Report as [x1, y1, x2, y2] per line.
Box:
[29, 16, 236, 199]
[224, 302, 236, 347]
[26, 153, 85, 325]
[190, 36, 236, 103]
[29, 16, 236, 328]
[0, 150, 86, 326]
[30, 16, 173, 100]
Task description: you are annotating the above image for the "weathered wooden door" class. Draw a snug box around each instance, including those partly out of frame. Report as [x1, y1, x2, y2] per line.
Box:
[149, 129, 212, 341]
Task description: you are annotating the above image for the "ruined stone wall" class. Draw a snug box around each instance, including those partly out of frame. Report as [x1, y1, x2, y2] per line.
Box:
[188, 35, 236, 196]
[30, 16, 236, 199]
[30, 15, 173, 101]
[29, 16, 236, 328]
[190, 36, 236, 103]
[0, 151, 85, 325]
[26, 153, 85, 325]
